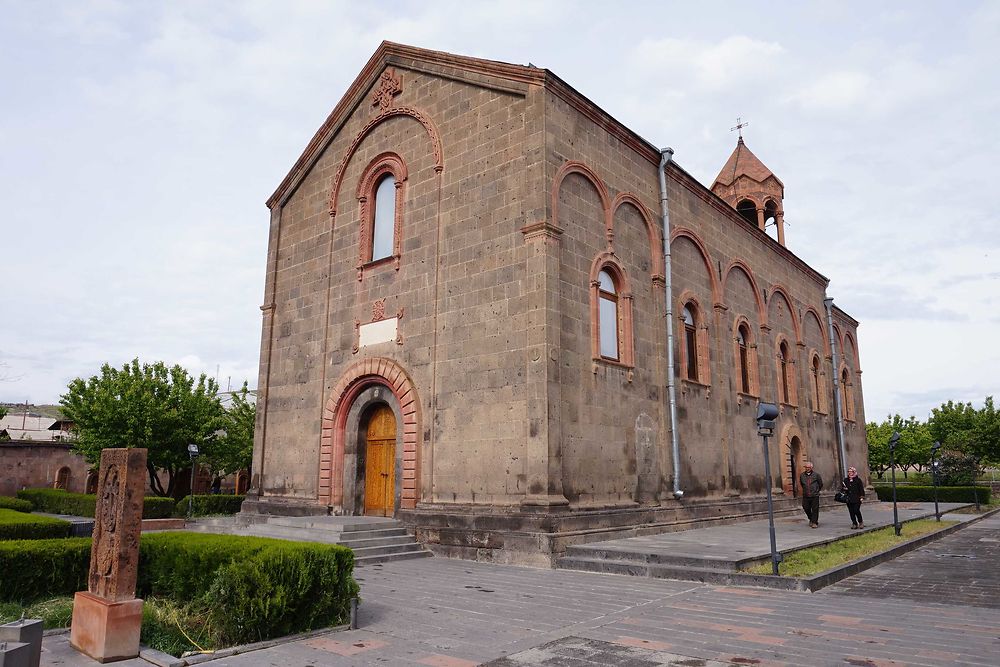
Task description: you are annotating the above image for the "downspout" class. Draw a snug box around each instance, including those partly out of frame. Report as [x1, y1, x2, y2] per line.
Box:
[824, 297, 848, 480]
[658, 148, 683, 499]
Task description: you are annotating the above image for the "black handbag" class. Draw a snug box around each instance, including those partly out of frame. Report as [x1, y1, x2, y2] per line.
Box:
[834, 489, 849, 503]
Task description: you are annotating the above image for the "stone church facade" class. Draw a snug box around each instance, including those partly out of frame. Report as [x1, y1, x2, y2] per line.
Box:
[244, 42, 868, 563]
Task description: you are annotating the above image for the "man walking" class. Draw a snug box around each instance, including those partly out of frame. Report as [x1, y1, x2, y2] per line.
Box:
[799, 461, 823, 528]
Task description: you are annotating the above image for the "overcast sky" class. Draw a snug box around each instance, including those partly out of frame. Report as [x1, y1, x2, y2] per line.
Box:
[2, 1, 997, 422]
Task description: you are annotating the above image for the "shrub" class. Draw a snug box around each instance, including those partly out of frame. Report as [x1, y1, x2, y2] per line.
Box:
[0, 497, 32, 513]
[0, 538, 91, 601]
[936, 452, 979, 486]
[17, 488, 176, 519]
[873, 485, 992, 503]
[0, 531, 359, 649]
[0, 509, 73, 541]
[207, 541, 358, 644]
[174, 495, 245, 518]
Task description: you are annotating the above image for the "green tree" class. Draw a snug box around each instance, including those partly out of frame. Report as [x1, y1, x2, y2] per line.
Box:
[60, 359, 225, 497]
[866, 414, 932, 479]
[201, 382, 255, 482]
[928, 400, 978, 449]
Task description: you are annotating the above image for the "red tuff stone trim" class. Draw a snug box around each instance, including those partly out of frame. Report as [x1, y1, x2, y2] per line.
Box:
[320, 358, 420, 510]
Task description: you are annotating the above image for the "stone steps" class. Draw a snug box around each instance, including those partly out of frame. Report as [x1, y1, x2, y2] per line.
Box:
[186, 515, 431, 565]
[561, 544, 753, 572]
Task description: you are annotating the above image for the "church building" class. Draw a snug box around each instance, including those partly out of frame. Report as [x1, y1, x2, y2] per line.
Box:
[244, 42, 868, 564]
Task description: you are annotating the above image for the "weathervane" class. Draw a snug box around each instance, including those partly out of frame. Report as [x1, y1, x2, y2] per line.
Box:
[730, 116, 749, 139]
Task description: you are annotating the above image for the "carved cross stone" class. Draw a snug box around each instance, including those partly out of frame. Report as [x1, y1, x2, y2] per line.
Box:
[70, 448, 147, 662]
[371, 69, 402, 112]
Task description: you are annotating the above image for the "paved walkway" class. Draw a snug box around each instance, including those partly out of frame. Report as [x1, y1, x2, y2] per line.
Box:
[39, 505, 998, 666]
[562, 501, 972, 569]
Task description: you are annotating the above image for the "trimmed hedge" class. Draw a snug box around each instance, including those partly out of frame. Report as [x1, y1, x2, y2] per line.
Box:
[873, 485, 992, 504]
[0, 497, 32, 513]
[0, 509, 72, 541]
[0, 532, 359, 645]
[0, 537, 91, 601]
[16, 489, 175, 519]
[175, 495, 245, 518]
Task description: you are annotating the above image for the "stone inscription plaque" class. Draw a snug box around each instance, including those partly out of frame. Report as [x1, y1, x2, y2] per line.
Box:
[88, 448, 146, 601]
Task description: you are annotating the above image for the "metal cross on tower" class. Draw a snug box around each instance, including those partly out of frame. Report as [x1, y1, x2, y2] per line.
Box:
[730, 117, 749, 139]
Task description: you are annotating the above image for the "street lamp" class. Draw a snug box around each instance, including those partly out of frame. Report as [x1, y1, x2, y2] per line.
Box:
[930, 441, 942, 521]
[756, 402, 783, 576]
[888, 431, 901, 536]
[187, 443, 200, 521]
[972, 456, 981, 512]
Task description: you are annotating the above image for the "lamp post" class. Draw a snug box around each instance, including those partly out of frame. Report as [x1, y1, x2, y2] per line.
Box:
[888, 431, 901, 536]
[756, 402, 783, 576]
[931, 441, 941, 521]
[973, 456, 981, 512]
[187, 443, 200, 521]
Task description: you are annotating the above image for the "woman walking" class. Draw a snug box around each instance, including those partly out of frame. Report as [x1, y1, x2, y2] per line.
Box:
[842, 466, 866, 529]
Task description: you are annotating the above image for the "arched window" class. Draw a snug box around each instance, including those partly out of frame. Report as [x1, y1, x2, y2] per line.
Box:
[778, 340, 796, 405]
[356, 152, 407, 280]
[371, 174, 396, 262]
[54, 466, 71, 491]
[598, 270, 619, 360]
[840, 368, 854, 421]
[737, 324, 750, 394]
[811, 354, 823, 413]
[683, 304, 699, 382]
[590, 257, 634, 367]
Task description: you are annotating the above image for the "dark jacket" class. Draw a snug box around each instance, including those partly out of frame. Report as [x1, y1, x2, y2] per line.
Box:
[799, 470, 823, 497]
[842, 475, 865, 503]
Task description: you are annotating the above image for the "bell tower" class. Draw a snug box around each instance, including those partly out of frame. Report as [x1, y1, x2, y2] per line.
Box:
[711, 128, 786, 246]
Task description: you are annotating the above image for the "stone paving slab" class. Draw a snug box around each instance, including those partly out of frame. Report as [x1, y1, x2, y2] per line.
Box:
[38, 506, 999, 667]
[821, 513, 1000, 609]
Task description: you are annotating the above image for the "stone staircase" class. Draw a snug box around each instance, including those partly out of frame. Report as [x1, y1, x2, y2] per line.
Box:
[556, 540, 755, 583]
[187, 515, 431, 566]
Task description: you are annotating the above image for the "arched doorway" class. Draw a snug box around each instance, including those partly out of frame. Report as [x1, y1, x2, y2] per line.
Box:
[788, 436, 804, 497]
[778, 424, 807, 497]
[362, 403, 396, 516]
[54, 466, 72, 490]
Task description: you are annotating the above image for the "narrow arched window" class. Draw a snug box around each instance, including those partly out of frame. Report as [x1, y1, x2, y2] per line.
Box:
[811, 355, 822, 412]
[683, 305, 699, 381]
[598, 270, 619, 360]
[779, 341, 791, 403]
[737, 324, 750, 394]
[841, 368, 851, 421]
[371, 174, 396, 262]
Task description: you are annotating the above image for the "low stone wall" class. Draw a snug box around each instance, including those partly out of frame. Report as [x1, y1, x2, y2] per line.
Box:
[0, 442, 91, 496]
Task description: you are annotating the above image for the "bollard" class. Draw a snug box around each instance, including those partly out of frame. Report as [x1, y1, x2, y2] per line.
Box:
[349, 597, 359, 630]
[0, 618, 42, 667]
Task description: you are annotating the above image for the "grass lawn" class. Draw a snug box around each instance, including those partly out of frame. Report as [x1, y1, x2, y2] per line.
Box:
[743, 518, 957, 577]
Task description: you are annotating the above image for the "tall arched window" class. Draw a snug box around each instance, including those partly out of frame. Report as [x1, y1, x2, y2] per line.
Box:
[683, 305, 699, 382]
[840, 368, 853, 421]
[598, 270, 619, 360]
[589, 257, 634, 368]
[779, 341, 792, 404]
[811, 354, 823, 413]
[737, 324, 750, 394]
[356, 152, 407, 280]
[371, 174, 396, 262]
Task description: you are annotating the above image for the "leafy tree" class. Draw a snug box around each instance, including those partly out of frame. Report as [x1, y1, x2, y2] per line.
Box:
[201, 382, 255, 482]
[60, 359, 225, 497]
[866, 414, 932, 478]
[928, 400, 978, 448]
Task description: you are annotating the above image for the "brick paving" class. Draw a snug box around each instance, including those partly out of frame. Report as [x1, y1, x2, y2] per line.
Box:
[821, 513, 1000, 609]
[40, 510, 1000, 666]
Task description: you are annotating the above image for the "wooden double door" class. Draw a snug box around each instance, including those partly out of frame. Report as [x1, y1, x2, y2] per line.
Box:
[364, 404, 396, 516]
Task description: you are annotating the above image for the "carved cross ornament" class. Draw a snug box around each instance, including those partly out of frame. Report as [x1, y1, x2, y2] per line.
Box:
[372, 297, 387, 322]
[371, 69, 402, 112]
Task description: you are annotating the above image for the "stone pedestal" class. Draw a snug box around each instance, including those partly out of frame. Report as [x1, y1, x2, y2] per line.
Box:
[0, 641, 31, 667]
[0, 618, 42, 667]
[69, 593, 143, 663]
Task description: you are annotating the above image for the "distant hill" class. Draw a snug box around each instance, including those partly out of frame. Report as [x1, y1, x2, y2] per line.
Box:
[0, 403, 65, 420]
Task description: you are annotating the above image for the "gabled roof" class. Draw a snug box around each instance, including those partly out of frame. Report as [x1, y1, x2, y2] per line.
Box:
[712, 137, 783, 189]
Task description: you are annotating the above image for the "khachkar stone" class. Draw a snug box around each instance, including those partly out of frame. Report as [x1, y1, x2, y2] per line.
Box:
[70, 448, 146, 663]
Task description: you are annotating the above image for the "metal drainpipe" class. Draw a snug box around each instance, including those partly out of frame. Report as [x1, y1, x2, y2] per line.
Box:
[659, 148, 683, 499]
[824, 297, 848, 480]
